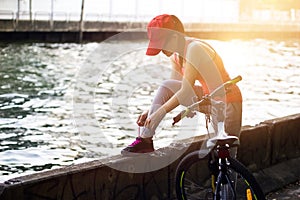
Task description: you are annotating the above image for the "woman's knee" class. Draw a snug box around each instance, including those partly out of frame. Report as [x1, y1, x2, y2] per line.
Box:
[160, 79, 182, 93]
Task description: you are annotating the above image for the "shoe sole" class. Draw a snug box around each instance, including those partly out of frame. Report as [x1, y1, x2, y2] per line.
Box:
[121, 149, 154, 156]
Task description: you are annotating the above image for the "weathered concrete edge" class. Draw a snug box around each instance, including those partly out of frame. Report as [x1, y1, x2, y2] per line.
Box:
[1, 20, 300, 32]
[253, 157, 300, 194]
[1, 153, 298, 196]
[0, 113, 299, 199]
[1, 20, 300, 42]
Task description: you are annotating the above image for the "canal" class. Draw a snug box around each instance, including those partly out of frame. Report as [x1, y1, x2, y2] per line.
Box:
[0, 37, 299, 182]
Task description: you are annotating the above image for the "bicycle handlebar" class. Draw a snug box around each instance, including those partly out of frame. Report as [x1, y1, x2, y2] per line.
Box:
[209, 75, 242, 97]
[172, 75, 242, 126]
[227, 75, 242, 84]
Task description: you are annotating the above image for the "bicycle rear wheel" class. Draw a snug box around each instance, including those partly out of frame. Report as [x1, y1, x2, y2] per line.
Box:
[175, 151, 265, 200]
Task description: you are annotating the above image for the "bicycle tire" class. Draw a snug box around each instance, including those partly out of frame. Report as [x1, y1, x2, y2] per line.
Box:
[175, 150, 265, 200]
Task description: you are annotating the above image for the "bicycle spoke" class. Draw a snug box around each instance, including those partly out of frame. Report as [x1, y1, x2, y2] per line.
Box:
[183, 174, 212, 199]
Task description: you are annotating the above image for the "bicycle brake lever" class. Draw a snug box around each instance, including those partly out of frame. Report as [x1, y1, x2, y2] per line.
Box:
[172, 110, 186, 126]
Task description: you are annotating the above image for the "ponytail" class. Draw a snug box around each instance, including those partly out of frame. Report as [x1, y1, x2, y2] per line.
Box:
[170, 15, 185, 34]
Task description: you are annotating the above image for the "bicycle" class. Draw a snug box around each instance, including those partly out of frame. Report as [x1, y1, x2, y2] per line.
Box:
[173, 76, 265, 200]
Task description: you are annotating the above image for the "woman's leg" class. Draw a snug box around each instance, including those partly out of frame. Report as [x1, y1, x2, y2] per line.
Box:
[225, 102, 242, 138]
[207, 101, 242, 157]
[225, 102, 242, 158]
[209, 101, 242, 137]
[140, 79, 199, 138]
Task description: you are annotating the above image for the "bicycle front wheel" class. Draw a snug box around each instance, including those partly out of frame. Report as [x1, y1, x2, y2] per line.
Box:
[175, 151, 265, 200]
[221, 157, 265, 200]
[175, 151, 214, 200]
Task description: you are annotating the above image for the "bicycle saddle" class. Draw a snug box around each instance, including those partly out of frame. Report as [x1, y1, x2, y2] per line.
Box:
[206, 121, 240, 149]
[207, 135, 239, 149]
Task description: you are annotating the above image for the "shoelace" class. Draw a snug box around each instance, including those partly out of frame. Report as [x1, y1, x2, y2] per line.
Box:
[129, 137, 142, 146]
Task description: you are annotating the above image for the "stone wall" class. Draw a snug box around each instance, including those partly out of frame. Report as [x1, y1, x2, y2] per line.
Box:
[0, 114, 299, 200]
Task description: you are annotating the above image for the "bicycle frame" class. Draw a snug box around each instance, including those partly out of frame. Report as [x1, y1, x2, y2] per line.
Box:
[172, 75, 242, 126]
[174, 75, 265, 200]
[176, 75, 240, 197]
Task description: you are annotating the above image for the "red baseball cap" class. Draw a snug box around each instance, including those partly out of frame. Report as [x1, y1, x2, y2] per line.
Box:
[146, 14, 176, 56]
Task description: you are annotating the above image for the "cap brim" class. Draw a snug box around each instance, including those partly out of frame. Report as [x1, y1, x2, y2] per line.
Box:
[146, 47, 161, 56]
[146, 27, 169, 56]
[146, 38, 164, 56]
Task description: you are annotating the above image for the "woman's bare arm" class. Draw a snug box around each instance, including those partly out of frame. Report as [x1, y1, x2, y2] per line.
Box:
[170, 54, 183, 80]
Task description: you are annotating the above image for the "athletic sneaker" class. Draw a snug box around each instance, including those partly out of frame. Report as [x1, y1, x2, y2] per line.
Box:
[121, 137, 154, 155]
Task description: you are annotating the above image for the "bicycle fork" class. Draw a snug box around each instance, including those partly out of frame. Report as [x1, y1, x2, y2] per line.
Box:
[213, 145, 237, 200]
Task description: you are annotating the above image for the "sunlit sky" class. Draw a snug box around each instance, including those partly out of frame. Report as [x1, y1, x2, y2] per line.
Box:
[1, 0, 298, 22]
[1, 0, 241, 22]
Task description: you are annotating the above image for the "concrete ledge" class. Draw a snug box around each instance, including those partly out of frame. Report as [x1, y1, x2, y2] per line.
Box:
[2, 20, 300, 33]
[0, 114, 299, 199]
[263, 114, 300, 163]
[184, 22, 300, 33]
[1, 20, 300, 42]
[238, 123, 271, 171]
[254, 157, 300, 194]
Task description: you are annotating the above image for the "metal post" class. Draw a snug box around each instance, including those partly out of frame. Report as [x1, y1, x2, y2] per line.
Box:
[79, 0, 85, 43]
[29, 0, 32, 21]
[16, 0, 20, 29]
[50, 0, 54, 30]
[29, 0, 33, 26]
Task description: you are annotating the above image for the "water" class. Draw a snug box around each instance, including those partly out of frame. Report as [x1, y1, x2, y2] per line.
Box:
[0, 38, 299, 182]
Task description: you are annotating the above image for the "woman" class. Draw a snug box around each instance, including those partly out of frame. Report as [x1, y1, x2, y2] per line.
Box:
[121, 14, 242, 154]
